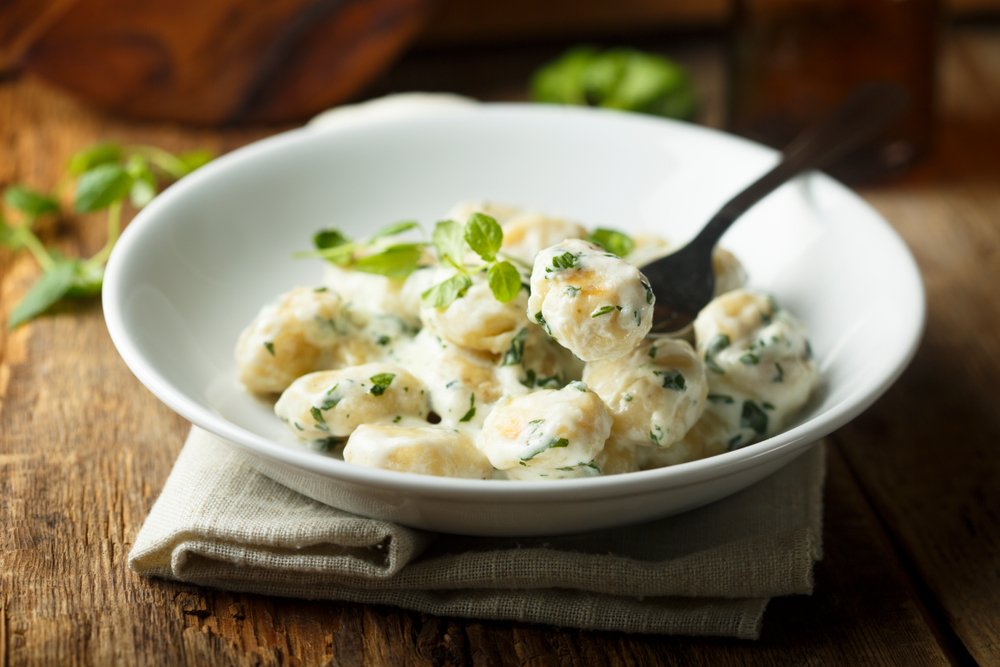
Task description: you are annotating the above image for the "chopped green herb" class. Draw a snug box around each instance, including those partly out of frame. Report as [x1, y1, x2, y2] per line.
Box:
[740, 352, 760, 365]
[591, 305, 616, 318]
[309, 407, 329, 430]
[707, 394, 734, 404]
[656, 371, 686, 391]
[740, 400, 768, 436]
[550, 251, 578, 270]
[773, 362, 784, 382]
[704, 333, 731, 374]
[376, 335, 391, 346]
[642, 280, 654, 304]
[393, 415, 402, 423]
[648, 345, 657, 358]
[318, 387, 341, 411]
[459, 393, 476, 423]
[369, 373, 396, 396]
[263, 341, 275, 356]
[586, 228, 634, 257]
[501, 328, 529, 366]
[624, 394, 633, 402]
[564, 286, 581, 297]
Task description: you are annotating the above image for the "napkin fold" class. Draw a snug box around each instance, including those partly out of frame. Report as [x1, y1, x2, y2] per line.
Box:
[129, 428, 824, 639]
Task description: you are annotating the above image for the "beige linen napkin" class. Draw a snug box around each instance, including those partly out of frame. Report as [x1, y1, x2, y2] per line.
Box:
[129, 427, 824, 639]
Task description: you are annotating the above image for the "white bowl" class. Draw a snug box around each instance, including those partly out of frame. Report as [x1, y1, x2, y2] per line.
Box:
[103, 104, 924, 536]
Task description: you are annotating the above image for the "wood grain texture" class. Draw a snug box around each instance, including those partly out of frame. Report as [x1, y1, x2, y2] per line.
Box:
[16, 0, 433, 124]
[834, 26, 1000, 667]
[2, 25, 998, 665]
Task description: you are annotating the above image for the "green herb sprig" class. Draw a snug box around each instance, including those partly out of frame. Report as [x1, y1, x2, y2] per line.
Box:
[422, 213, 522, 309]
[1, 142, 212, 329]
[304, 213, 525, 310]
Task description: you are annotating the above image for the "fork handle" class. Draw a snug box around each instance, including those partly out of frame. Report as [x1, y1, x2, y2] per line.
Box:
[692, 81, 909, 251]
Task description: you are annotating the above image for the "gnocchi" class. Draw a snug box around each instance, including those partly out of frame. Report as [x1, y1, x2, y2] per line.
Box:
[237, 202, 819, 480]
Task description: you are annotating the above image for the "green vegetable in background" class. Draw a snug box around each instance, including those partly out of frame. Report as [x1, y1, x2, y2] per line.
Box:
[1, 142, 212, 329]
[531, 46, 698, 121]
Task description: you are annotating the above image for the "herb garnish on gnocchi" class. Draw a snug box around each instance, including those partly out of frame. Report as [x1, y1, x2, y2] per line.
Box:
[235, 202, 820, 480]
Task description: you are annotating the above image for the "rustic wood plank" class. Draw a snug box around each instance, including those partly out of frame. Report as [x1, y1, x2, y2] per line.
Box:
[835, 25, 1000, 667]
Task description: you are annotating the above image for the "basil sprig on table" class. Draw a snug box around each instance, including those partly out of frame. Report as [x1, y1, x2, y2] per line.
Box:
[1, 142, 212, 329]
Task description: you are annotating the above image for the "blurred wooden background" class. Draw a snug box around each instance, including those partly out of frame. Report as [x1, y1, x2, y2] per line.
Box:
[1, 0, 998, 124]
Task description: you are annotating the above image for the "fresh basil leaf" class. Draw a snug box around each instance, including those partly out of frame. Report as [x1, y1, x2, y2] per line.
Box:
[313, 228, 354, 267]
[126, 156, 157, 209]
[314, 228, 351, 249]
[75, 164, 132, 213]
[587, 228, 634, 257]
[4, 186, 59, 217]
[177, 150, 213, 174]
[465, 213, 503, 262]
[1, 215, 22, 250]
[421, 273, 473, 309]
[65, 262, 104, 297]
[7, 260, 77, 328]
[68, 143, 122, 176]
[369, 373, 396, 396]
[371, 221, 421, 241]
[432, 219, 466, 269]
[353, 244, 423, 280]
[487, 260, 521, 303]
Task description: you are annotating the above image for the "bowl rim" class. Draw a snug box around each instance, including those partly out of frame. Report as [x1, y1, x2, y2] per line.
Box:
[102, 102, 926, 502]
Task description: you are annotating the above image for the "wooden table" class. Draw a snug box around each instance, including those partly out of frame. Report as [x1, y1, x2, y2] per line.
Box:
[2, 22, 999, 667]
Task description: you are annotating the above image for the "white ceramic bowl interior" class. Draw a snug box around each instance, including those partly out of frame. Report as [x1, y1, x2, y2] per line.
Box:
[103, 104, 924, 536]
